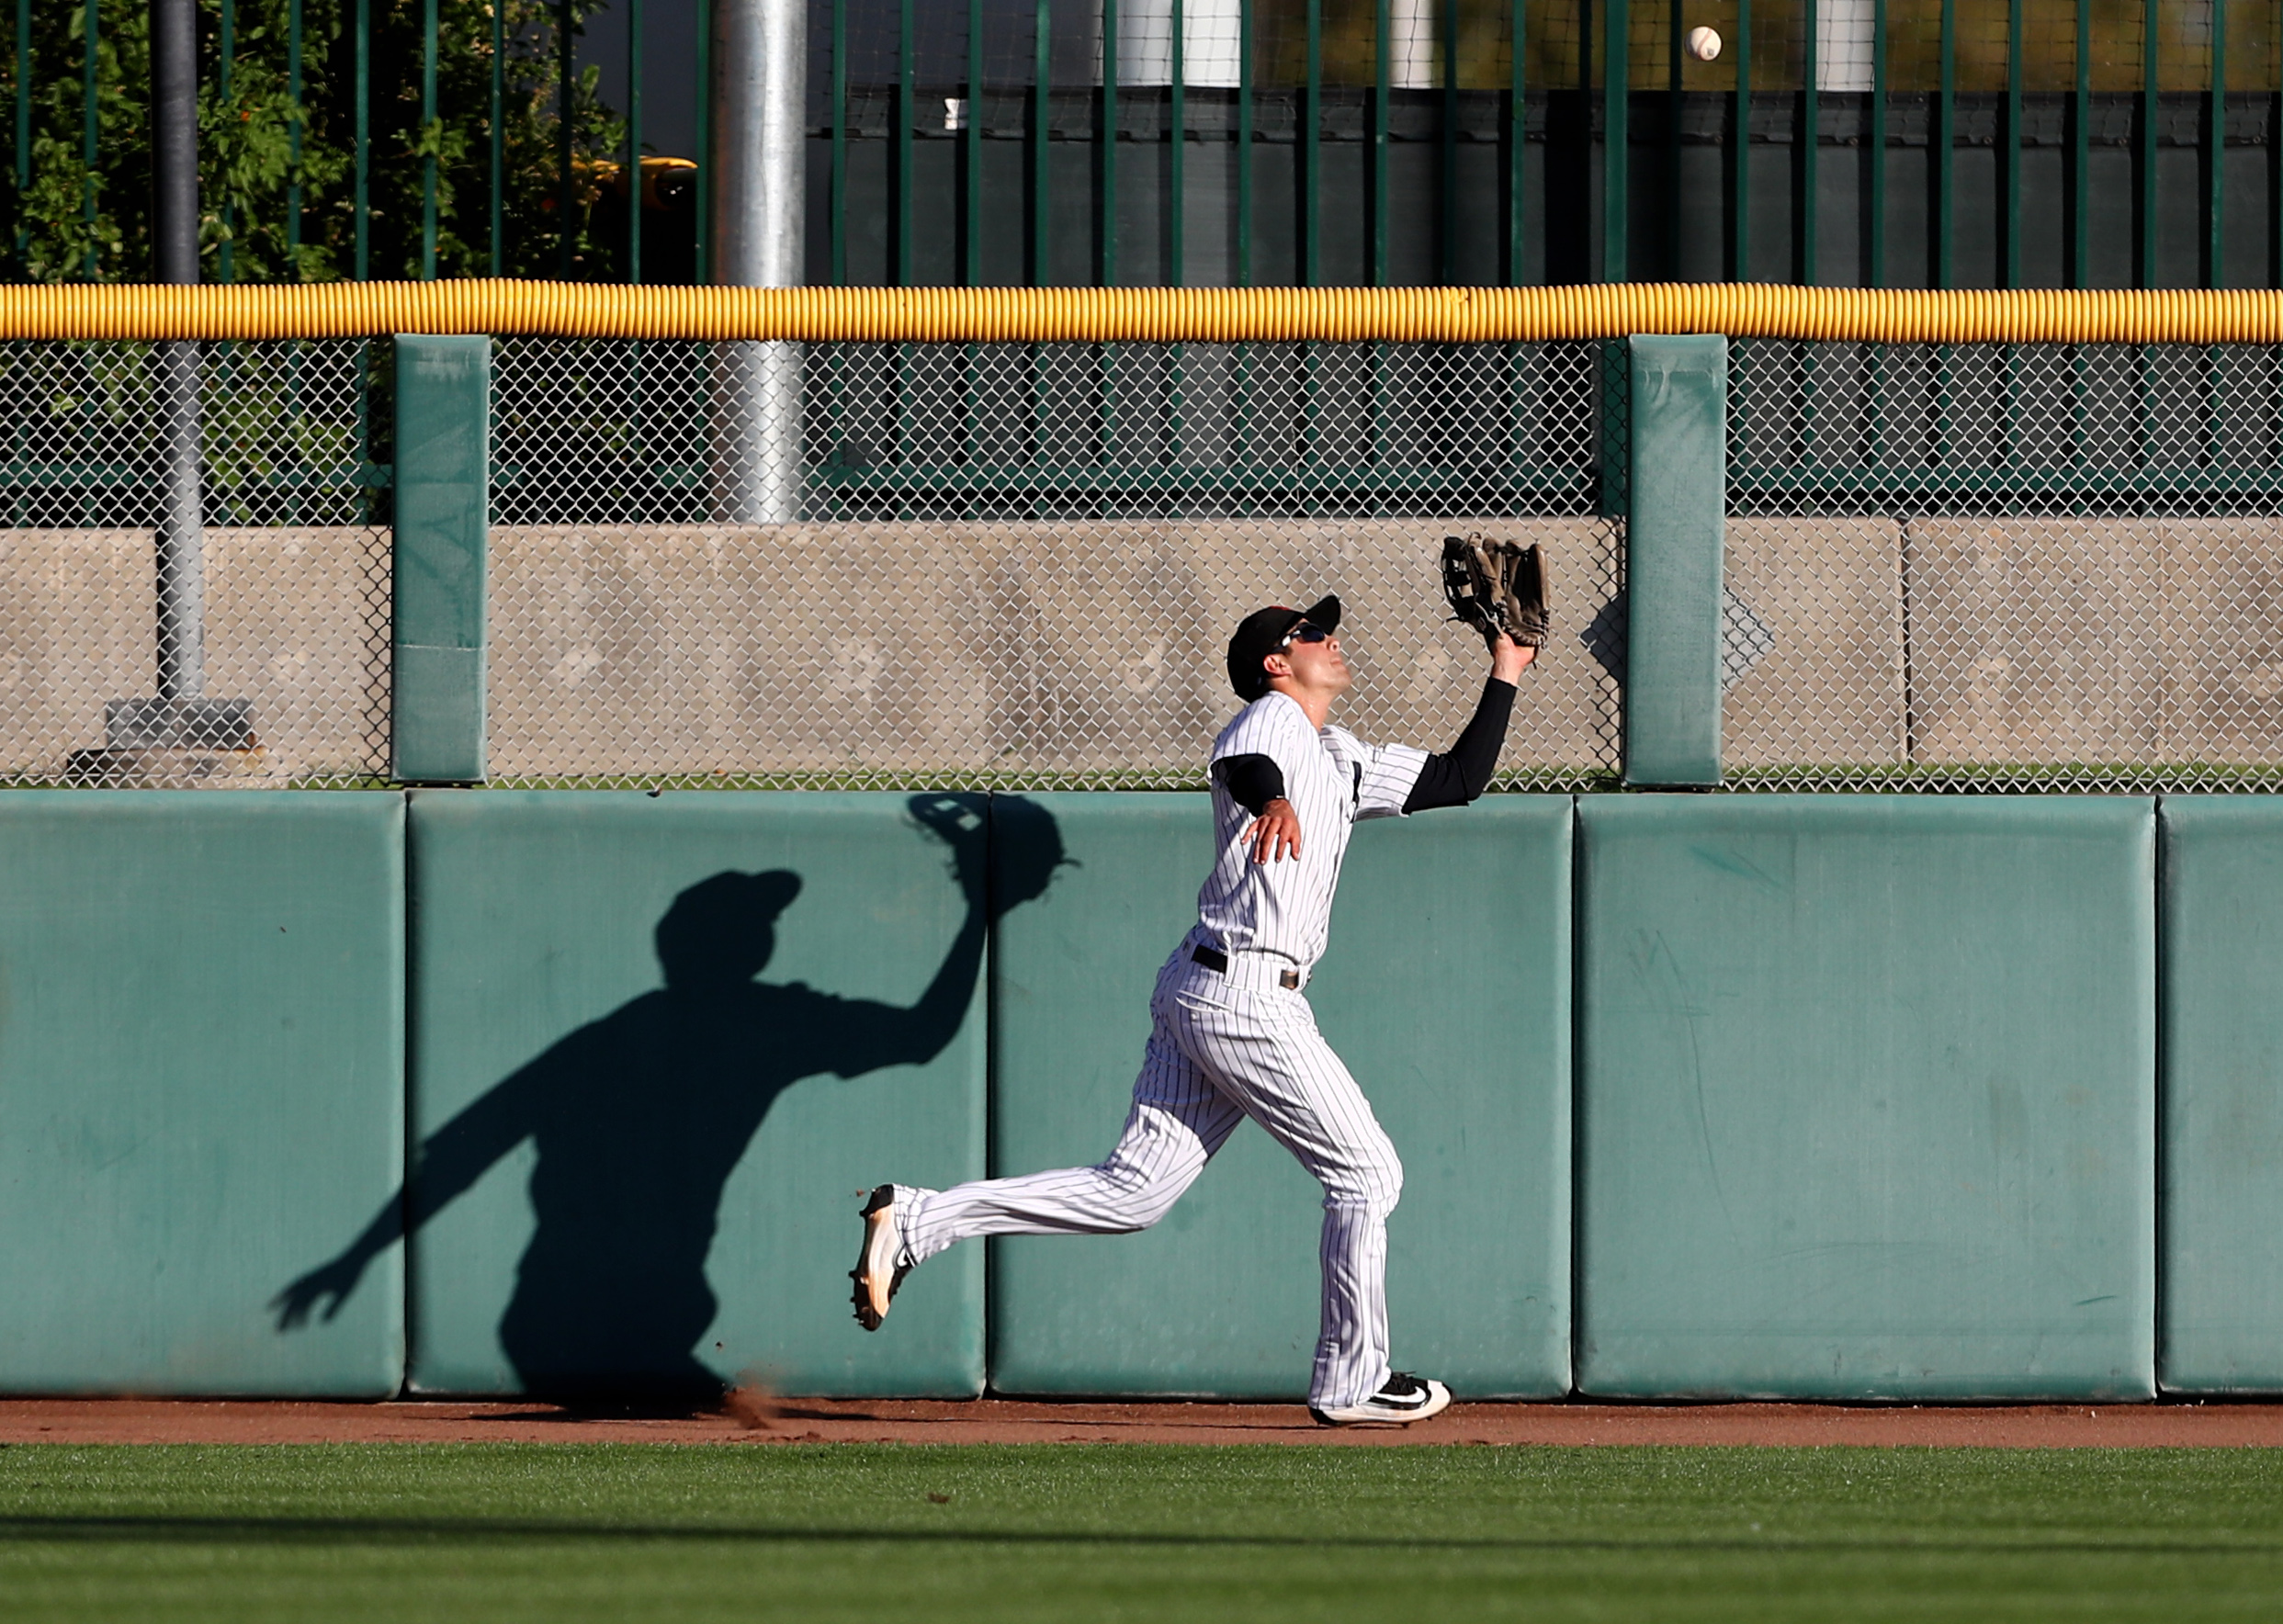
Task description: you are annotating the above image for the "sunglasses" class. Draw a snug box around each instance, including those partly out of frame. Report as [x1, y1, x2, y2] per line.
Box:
[1279, 622, 1332, 648]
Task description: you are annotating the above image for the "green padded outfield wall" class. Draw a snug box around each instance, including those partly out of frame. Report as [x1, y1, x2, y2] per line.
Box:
[393, 791, 1005, 1399]
[988, 793, 1572, 1398]
[1577, 795, 2155, 1401]
[0, 793, 405, 1395]
[2158, 797, 2283, 1393]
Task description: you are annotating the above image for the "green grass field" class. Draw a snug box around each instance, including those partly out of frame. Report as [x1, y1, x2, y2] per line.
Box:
[1, 1443, 2278, 1621]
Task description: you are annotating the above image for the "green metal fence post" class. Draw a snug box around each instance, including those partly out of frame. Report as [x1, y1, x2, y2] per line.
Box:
[1870, 0, 1886, 286]
[1102, 0, 1117, 285]
[490, 0, 503, 273]
[695, 0, 712, 281]
[2140, 0, 2157, 286]
[966, 0, 983, 286]
[288, 0, 305, 268]
[1373, 0, 1389, 286]
[1441, 0, 1459, 280]
[558, 0, 575, 275]
[1936, 0, 1953, 287]
[2004, 0, 2020, 288]
[80, 0, 96, 277]
[220, 0, 235, 282]
[1622, 333, 1726, 787]
[628, 0, 644, 284]
[898, 0, 914, 285]
[2072, 0, 2088, 287]
[356, 0, 370, 277]
[1800, 0, 1816, 284]
[1508, 0, 1525, 283]
[1304, 0, 1321, 285]
[1032, 0, 1049, 285]
[1237, 0, 1252, 285]
[2207, 0, 2224, 287]
[1729, 0, 1748, 280]
[1606, 0, 1628, 281]
[391, 335, 492, 785]
[831, 0, 846, 284]
[17, 0, 32, 271]
[1170, 0, 1186, 286]
[423, 0, 438, 278]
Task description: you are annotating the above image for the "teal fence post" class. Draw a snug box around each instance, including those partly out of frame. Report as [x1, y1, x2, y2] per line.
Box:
[392, 334, 491, 784]
[1622, 333, 1725, 787]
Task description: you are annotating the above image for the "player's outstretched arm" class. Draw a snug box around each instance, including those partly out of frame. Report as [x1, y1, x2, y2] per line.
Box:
[272, 1066, 546, 1328]
[1401, 635, 1530, 813]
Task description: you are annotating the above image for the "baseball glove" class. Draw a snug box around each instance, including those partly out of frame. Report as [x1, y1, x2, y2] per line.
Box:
[1440, 535, 1550, 649]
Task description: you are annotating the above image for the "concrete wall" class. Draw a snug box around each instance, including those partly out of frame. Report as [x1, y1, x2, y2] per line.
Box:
[1715, 516, 2283, 769]
[0, 527, 387, 781]
[482, 521, 1621, 779]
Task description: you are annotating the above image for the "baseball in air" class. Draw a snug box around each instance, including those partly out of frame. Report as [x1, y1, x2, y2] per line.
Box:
[1687, 26, 1723, 61]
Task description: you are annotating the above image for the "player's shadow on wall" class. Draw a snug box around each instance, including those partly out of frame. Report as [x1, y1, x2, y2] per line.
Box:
[272, 793, 1066, 1409]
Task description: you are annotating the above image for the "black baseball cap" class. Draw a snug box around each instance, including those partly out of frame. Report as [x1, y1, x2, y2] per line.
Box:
[1226, 594, 1341, 702]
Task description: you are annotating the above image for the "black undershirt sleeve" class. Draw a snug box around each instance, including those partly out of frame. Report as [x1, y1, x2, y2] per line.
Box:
[1401, 677, 1517, 813]
[1214, 753, 1287, 817]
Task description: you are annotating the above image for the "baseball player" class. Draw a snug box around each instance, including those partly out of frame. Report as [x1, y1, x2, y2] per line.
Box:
[851, 592, 1535, 1426]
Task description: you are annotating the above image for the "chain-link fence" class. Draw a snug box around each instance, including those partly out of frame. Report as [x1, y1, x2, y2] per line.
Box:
[0, 340, 390, 787]
[8, 332, 2281, 795]
[487, 338, 1624, 789]
[1727, 340, 2283, 792]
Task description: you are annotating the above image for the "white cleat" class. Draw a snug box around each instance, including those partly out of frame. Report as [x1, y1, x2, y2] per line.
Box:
[850, 1184, 908, 1331]
[1309, 1372, 1453, 1427]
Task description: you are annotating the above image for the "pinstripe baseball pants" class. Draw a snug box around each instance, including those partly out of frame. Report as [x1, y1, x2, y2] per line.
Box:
[897, 946, 1405, 1411]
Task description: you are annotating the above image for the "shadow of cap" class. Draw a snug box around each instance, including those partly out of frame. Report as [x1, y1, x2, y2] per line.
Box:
[655, 870, 803, 989]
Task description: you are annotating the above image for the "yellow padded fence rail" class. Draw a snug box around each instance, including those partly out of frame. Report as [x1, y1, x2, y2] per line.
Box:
[10, 281, 2283, 344]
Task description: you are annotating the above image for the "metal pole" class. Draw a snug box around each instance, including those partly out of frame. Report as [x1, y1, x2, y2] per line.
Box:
[150, 0, 205, 710]
[711, 0, 806, 523]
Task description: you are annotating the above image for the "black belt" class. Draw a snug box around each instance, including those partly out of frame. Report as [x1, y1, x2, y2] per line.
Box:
[1192, 943, 1302, 991]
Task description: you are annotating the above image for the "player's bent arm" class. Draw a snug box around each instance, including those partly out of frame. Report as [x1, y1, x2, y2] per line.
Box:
[1401, 675, 1519, 812]
[1215, 754, 1303, 862]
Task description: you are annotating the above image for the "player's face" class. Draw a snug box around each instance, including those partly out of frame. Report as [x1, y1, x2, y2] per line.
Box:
[1281, 622, 1352, 695]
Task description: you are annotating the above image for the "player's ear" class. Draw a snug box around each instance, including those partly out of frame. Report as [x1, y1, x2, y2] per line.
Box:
[1261, 651, 1292, 683]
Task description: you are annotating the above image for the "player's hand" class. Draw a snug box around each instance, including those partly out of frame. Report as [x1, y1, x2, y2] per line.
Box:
[1246, 798, 1303, 863]
[1489, 630, 1535, 684]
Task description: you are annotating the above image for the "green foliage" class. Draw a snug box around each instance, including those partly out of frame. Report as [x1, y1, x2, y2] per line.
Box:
[0, 0, 633, 282]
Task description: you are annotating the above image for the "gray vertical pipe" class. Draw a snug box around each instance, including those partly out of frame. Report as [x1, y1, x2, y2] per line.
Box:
[150, 0, 204, 706]
[710, 0, 806, 523]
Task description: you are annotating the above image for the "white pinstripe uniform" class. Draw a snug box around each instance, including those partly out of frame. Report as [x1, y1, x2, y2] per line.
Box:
[892, 691, 1429, 1411]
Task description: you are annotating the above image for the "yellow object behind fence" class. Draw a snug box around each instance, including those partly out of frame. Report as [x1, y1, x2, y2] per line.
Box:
[9, 281, 2283, 344]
